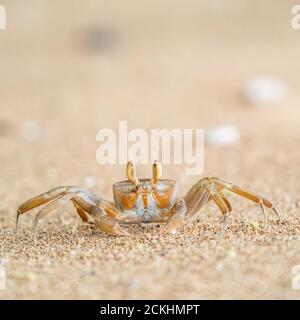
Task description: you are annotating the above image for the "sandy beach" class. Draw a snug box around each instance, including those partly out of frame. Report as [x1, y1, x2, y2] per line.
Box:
[0, 1, 300, 299]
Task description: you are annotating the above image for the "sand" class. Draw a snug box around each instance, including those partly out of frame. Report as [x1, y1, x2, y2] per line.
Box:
[0, 1, 300, 299]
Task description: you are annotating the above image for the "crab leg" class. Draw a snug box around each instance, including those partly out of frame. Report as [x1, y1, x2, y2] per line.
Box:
[209, 177, 280, 221]
[16, 186, 80, 230]
[17, 186, 130, 243]
[184, 177, 279, 233]
[218, 191, 233, 232]
[201, 181, 232, 233]
[70, 191, 130, 236]
[32, 195, 71, 244]
[161, 199, 187, 233]
[184, 184, 210, 218]
[203, 182, 228, 214]
[218, 191, 232, 212]
[17, 187, 69, 214]
[71, 199, 89, 222]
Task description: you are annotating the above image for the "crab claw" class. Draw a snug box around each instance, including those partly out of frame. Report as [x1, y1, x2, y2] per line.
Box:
[160, 214, 183, 234]
[160, 199, 186, 234]
[94, 215, 130, 236]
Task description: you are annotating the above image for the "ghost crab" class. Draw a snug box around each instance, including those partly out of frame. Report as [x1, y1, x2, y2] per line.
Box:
[17, 161, 280, 243]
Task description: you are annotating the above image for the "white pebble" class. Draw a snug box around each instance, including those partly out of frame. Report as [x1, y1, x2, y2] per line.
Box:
[244, 77, 287, 105]
[205, 125, 240, 146]
[83, 176, 96, 188]
[21, 121, 42, 142]
[226, 249, 236, 258]
[129, 280, 140, 290]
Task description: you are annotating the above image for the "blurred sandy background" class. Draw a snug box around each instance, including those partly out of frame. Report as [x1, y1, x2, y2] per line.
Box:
[0, 0, 300, 299]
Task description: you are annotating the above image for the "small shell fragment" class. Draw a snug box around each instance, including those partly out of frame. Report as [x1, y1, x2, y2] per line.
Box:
[244, 77, 287, 105]
[205, 125, 240, 146]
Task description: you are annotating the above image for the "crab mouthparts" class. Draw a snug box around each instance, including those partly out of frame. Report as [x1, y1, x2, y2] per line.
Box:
[136, 191, 157, 223]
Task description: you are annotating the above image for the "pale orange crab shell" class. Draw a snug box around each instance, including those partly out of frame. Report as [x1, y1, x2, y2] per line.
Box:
[112, 179, 179, 211]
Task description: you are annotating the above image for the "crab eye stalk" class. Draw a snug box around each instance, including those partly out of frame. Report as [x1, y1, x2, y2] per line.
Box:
[126, 161, 139, 186]
[151, 160, 162, 184]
